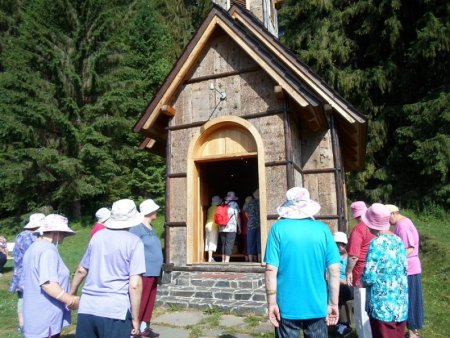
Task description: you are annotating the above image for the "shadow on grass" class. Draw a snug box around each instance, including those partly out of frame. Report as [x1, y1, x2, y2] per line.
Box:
[2, 266, 13, 273]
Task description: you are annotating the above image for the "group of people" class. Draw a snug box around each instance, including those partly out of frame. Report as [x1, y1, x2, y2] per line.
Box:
[204, 189, 260, 263]
[263, 187, 424, 338]
[8, 198, 163, 338]
[5, 186, 425, 338]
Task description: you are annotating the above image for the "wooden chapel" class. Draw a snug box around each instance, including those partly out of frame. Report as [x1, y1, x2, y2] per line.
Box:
[133, 0, 367, 273]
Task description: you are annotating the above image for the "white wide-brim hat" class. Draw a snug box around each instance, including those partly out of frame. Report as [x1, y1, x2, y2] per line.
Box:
[38, 214, 75, 236]
[105, 199, 144, 229]
[333, 231, 348, 244]
[277, 187, 321, 219]
[95, 207, 111, 223]
[140, 199, 160, 216]
[24, 213, 45, 229]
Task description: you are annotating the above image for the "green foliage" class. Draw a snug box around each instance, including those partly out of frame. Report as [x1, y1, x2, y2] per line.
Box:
[0, 0, 181, 232]
[280, 0, 449, 207]
[0, 0, 448, 231]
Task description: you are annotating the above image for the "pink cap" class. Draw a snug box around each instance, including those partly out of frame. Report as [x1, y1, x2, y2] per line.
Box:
[361, 203, 390, 231]
[351, 201, 367, 218]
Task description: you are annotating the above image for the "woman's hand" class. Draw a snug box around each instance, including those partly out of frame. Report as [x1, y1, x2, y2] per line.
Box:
[131, 319, 141, 337]
[67, 296, 80, 310]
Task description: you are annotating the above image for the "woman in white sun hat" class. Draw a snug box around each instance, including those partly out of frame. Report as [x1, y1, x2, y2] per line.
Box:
[71, 199, 146, 338]
[90, 207, 111, 238]
[22, 214, 79, 338]
[129, 199, 163, 338]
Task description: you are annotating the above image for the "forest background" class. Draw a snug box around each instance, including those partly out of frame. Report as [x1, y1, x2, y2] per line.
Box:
[0, 0, 449, 233]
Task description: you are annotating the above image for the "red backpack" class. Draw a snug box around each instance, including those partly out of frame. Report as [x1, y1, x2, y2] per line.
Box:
[214, 202, 231, 226]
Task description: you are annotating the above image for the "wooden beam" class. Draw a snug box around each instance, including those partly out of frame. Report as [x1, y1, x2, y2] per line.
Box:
[230, 9, 359, 124]
[184, 65, 260, 85]
[138, 138, 153, 150]
[216, 20, 312, 108]
[141, 16, 221, 131]
[274, 85, 285, 99]
[161, 105, 176, 117]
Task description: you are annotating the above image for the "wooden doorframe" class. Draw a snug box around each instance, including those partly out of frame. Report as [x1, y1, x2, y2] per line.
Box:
[186, 116, 267, 264]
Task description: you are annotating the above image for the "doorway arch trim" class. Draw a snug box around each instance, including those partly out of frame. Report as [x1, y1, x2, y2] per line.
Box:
[186, 116, 267, 264]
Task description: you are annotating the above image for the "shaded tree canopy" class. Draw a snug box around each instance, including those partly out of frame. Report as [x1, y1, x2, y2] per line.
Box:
[0, 0, 448, 233]
[280, 0, 449, 207]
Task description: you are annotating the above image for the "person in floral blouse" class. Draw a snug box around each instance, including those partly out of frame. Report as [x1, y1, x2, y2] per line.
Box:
[362, 203, 408, 338]
[9, 213, 45, 334]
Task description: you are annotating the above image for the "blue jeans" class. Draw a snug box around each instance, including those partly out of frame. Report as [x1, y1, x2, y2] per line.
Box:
[76, 311, 132, 338]
[275, 317, 328, 338]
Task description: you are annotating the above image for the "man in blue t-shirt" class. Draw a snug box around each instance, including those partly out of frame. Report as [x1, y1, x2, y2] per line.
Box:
[264, 187, 340, 338]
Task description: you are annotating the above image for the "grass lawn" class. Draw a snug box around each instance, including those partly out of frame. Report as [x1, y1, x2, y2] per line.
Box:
[0, 211, 448, 337]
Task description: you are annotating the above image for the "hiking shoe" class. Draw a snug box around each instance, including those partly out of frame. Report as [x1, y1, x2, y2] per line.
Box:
[141, 327, 160, 338]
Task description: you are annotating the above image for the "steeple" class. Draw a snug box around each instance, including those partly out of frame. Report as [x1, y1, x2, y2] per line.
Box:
[212, 0, 284, 37]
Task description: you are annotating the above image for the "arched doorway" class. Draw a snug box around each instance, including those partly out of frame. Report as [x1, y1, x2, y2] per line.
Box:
[186, 116, 267, 264]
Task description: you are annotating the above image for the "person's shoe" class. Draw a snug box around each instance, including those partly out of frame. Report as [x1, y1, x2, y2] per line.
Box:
[208, 257, 216, 262]
[336, 323, 352, 337]
[141, 327, 160, 338]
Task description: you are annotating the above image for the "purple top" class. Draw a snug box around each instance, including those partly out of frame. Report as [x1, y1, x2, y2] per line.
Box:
[78, 229, 145, 320]
[22, 240, 71, 338]
[9, 230, 38, 292]
[394, 217, 421, 275]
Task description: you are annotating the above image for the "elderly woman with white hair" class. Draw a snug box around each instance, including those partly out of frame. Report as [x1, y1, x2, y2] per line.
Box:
[22, 214, 79, 338]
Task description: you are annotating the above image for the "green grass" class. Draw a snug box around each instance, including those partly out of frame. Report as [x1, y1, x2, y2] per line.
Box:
[1, 210, 448, 337]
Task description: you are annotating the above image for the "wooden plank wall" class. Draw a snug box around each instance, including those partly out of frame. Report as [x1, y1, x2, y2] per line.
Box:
[166, 31, 290, 265]
[300, 125, 339, 232]
[173, 32, 282, 125]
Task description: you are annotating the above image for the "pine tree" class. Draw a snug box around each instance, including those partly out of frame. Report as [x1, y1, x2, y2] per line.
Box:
[0, 0, 176, 232]
[279, 0, 449, 207]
